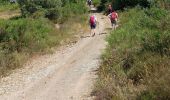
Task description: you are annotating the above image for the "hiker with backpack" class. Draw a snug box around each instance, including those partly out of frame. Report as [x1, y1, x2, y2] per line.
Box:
[108, 10, 118, 30]
[89, 14, 98, 37]
[107, 4, 113, 15]
[87, 0, 92, 7]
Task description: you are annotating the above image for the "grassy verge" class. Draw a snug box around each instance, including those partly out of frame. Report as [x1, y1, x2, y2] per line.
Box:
[93, 7, 170, 100]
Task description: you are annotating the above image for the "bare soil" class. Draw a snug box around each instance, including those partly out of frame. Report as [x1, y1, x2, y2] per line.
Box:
[0, 10, 20, 19]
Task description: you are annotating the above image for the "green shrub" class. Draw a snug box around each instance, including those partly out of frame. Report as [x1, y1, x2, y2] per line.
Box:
[58, 2, 88, 23]
[94, 6, 170, 100]
[0, 18, 54, 76]
[98, 0, 150, 12]
[17, 0, 62, 19]
[141, 7, 170, 56]
[17, 0, 88, 22]
[0, 2, 19, 12]
[0, 18, 53, 52]
[93, 0, 101, 7]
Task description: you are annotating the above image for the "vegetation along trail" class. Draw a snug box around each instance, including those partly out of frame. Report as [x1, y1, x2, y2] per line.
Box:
[0, 12, 111, 100]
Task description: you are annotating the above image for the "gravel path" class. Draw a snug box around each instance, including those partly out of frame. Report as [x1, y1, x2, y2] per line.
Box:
[0, 13, 110, 100]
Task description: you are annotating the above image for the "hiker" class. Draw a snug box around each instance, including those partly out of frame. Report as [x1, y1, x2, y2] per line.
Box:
[87, 0, 92, 7]
[108, 10, 118, 30]
[10, 0, 16, 3]
[89, 14, 97, 37]
[107, 4, 113, 15]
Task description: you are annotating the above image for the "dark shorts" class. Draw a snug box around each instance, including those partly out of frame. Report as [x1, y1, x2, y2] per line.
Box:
[111, 20, 117, 26]
[90, 24, 96, 29]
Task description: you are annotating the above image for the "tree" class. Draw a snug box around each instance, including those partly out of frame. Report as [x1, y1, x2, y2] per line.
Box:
[98, 0, 150, 11]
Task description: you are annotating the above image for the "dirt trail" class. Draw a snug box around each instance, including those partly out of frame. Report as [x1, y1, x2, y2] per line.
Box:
[0, 13, 111, 100]
[0, 10, 20, 19]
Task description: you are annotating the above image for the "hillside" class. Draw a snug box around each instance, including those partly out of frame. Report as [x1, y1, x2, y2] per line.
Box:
[0, 0, 169, 100]
[0, 5, 111, 100]
[93, 0, 170, 100]
[0, 0, 88, 77]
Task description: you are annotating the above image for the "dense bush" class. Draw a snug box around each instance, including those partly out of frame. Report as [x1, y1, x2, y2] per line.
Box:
[98, 0, 170, 11]
[98, 0, 150, 11]
[150, 0, 170, 10]
[94, 5, 170, 100]
[0, 0, 9, 4]
[17, 0, 62, 19]
[0, 0, 19, 12]
[93, 0, 101, 7]
[0, 18, 53, 53]
[141, 7, 170, 56]
[17, 0, 87, 22]
[0, 18, 53, 75]
[59, 2, 88, 23]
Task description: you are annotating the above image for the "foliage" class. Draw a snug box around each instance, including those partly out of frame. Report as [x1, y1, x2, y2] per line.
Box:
[0, 18, 52, 53]
[98, 0, 150, 11]
[0, 12, 88, 76]
[149, 0, 170, 10]
[59, 2, 88, 23]
[0, 18, 51, 75]
[94, 5, 170, 100]
[17, 0, 62, 19]
[0, 0, 88, 77]
[0, 1, 19, 12]
[93, 0, 101, 7]
[17, 0, 88, 22]
[0, 0, 9, 4]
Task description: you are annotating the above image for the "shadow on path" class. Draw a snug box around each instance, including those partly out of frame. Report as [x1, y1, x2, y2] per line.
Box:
[80, 35, 91, 39]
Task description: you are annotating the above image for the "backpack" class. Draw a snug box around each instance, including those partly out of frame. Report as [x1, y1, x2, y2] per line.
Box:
[111, 12, 117, 21]
[90, 16, 95, 25]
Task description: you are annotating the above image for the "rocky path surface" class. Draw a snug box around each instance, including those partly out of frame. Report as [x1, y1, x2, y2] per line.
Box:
[0, 13, 111, 100]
